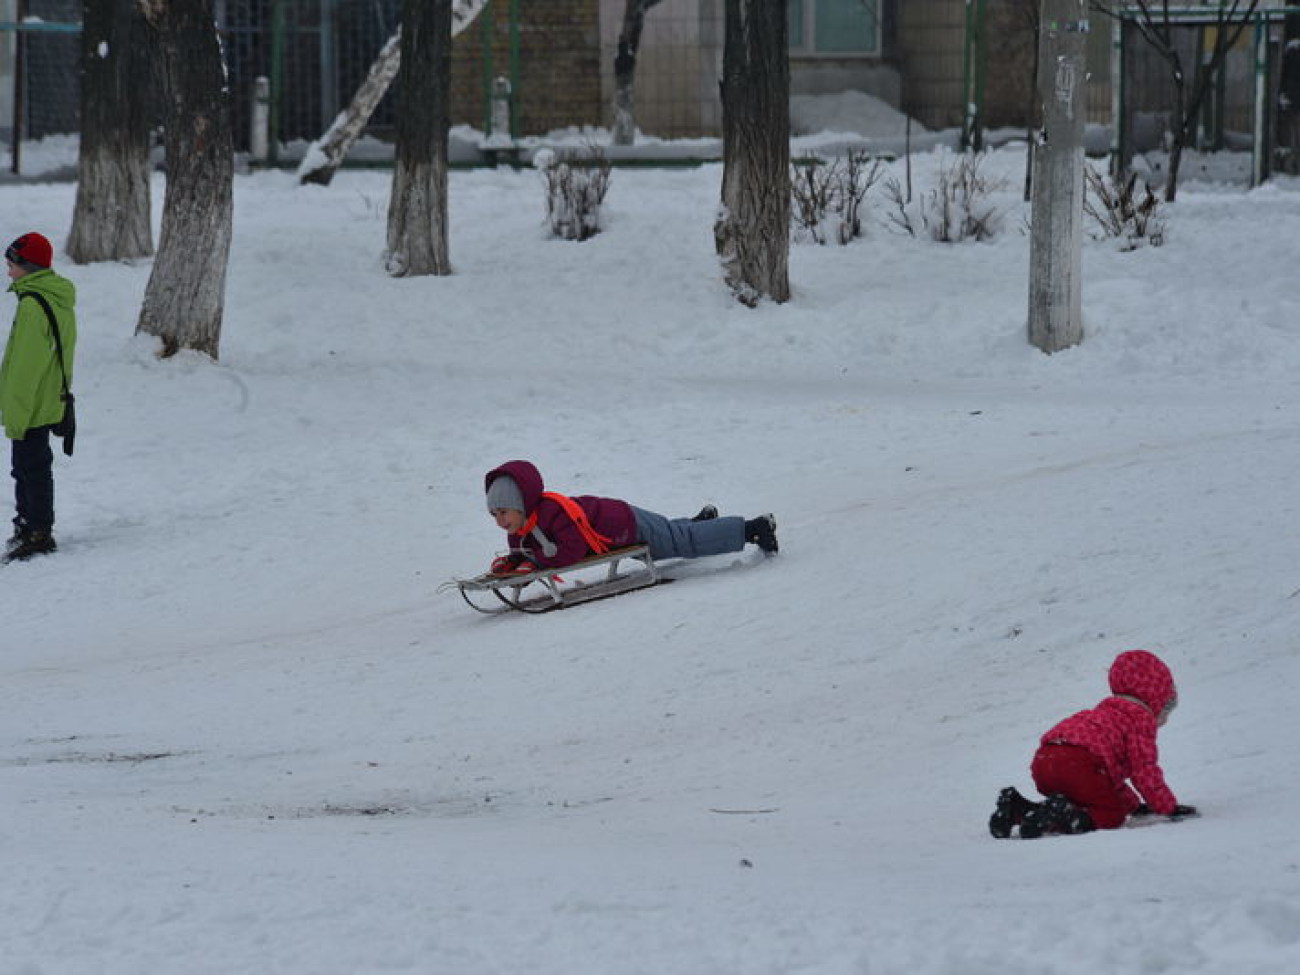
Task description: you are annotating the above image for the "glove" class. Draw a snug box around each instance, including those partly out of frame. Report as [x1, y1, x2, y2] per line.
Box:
[1131, 803, 1152, 817]
[1169, 804, 1198, 819]
[490, 556, 537, 576]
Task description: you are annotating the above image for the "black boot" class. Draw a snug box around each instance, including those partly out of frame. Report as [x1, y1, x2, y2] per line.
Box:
[1020, 794, 1093, 839]
[988, 786, 1038, 839]
[692, 505, 718, 522]
[744, 514, 778, 555]
[4, 528, 56, 563]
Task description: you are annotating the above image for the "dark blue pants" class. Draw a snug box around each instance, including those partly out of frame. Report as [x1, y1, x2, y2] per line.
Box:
[11, 425, 54, 533]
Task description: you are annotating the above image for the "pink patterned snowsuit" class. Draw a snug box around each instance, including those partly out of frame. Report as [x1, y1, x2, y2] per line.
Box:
[1031, 650, 1180, 829]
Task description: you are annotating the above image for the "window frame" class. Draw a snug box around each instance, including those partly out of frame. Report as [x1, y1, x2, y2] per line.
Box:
[788, 0, 882, 59]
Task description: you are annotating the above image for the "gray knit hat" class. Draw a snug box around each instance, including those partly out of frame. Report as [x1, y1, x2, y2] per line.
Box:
[485, 474, 525, 512]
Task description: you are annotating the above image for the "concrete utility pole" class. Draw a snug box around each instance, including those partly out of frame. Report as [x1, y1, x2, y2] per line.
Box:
[1027, 0, 1089, 354]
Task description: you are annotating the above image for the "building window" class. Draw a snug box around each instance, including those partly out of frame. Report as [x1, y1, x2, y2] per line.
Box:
[789, 0, 880, 56]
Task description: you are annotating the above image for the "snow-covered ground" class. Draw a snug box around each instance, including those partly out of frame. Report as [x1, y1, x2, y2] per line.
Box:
[3, 111, 1300, 973]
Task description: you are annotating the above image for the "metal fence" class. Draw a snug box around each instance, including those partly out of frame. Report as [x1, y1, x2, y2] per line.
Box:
[0, 0, 406, 160]
[221, 0, 402, 151]
[1, 0, 80, 142]
[5, 0, 1294, 180]
[3, 0, 962, 157]
[1113, 7, 1296, 183]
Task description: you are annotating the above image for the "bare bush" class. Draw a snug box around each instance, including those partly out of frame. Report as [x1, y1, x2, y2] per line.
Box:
[1083, 166, 1165, 250]
[535, 146, 612, 241]
[790, 158, 837, 244]
[884, 153, 1003, 243]
[790, 150, 884, 245]
[836, 151, 883, 244]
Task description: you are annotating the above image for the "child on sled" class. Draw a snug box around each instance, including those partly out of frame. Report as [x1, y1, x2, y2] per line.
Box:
[989, 649, 1197, 839]
[483, 459, 778, 575]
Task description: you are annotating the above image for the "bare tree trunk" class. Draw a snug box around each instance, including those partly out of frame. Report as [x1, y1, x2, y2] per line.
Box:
[135, 0, 233, 360]
[1167, 84, 1188, 202]
[386, 0, 452, 278]
[612, 0, 665, 145]
[714, 0, 790, 306]
[298, 0, 487, 186]
[67, 0, 153, 263]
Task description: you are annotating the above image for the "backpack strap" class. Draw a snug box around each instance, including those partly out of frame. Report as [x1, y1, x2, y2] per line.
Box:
[517, 491, 614, 556]
[19, 291, 72, 399]
[543, 491, 613, 554]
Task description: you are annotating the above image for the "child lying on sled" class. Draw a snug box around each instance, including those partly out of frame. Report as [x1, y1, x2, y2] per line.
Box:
[989, 649, 1197, 839]
[484, 459, 778, 575]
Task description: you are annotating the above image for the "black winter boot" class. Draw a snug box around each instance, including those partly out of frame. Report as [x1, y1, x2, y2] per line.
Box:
[988, 786, 1038, 839]
[744, 514, 779, 555]
[4, 528, 56, 563]
[1019, 794, 1093, 839]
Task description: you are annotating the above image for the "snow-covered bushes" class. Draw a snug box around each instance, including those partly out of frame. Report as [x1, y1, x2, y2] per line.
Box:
[534, 146, 612, 241]
[884, 153, 1003, 243]
[1083, 166, 1166, 250]
[789, 150, 884, 245]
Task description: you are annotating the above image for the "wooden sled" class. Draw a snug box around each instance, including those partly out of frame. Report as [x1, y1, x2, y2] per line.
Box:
[440, 545, 665, 614]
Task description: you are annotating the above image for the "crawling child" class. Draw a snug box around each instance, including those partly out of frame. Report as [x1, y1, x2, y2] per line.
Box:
[989, 649, 1197, 839]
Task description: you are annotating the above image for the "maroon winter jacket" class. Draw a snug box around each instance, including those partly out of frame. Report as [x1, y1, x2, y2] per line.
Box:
[485, 460, 639, 568]
[1039, 650, 1180, 816]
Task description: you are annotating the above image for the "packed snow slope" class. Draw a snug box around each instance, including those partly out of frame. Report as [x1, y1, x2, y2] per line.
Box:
[3, 144, 1300, 974]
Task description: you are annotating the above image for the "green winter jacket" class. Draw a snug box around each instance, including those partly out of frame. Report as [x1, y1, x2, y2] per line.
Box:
[1, 269, 77, 440]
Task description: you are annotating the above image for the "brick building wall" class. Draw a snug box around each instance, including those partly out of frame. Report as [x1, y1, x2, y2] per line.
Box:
[897, 0, 966, 131]
[450, 0, 603, 138]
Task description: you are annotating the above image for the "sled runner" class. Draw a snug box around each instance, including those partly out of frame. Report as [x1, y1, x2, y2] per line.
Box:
[440, 545, 665, 614]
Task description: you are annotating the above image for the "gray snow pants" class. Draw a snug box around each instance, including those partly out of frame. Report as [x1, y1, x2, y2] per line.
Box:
[630, 506, 746, 561]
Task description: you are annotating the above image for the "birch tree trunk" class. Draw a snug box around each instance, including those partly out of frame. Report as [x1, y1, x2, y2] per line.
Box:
[67, 0, 153, 263]
[612, 0, 665, 145]
[714, 0, 790, 305]
[385, 0, 452, 277]
[135, 0, 233, 360]
[298, 0, 487, 186]
[298, 30, 401, 187]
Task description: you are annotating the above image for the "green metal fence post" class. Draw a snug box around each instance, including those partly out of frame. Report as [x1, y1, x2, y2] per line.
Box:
[961, 0, 986, 152]
[961, 0, 974, 150]
[509, 0, 520, 138]
[1254, 10, 1269, 185]
[482, 0, 495, 133]
[1111, 12, 1125, 176]
[270, 0, 285, 164]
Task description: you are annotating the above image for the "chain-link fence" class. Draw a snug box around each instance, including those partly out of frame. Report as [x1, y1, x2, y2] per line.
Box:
[0, 0, 409, 161]
[1, 0, 80, 142]
[221, 0, 402, 152]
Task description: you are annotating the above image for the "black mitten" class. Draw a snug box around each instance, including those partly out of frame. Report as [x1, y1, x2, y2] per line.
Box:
[1170, 804, 1198, 819]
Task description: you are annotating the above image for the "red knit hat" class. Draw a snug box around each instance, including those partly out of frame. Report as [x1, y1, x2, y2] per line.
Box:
[5, 232, 53, 270]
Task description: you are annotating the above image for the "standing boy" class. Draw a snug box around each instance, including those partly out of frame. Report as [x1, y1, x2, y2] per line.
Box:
[1, 232, 77, 563]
